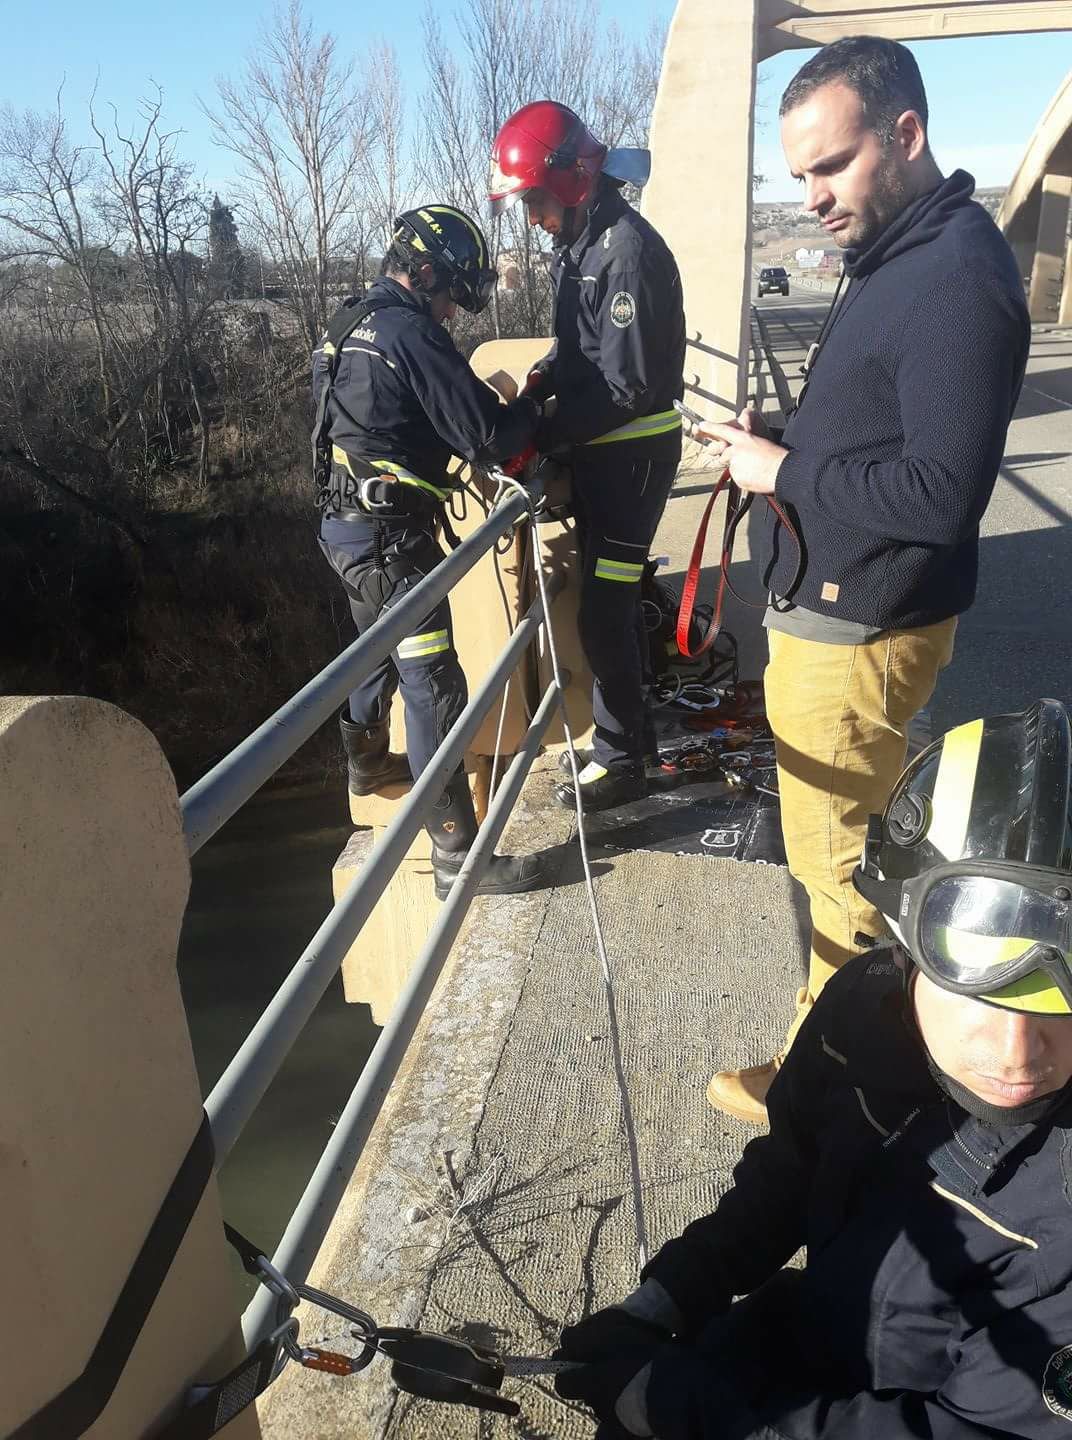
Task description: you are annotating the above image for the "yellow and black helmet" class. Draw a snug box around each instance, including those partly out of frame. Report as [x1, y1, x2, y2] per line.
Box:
[854, 700, 1072, 1016]
[391, 206, 496, 314]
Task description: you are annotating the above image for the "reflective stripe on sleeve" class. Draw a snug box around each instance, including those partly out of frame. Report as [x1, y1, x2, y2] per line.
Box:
[587, 409, 682, 446]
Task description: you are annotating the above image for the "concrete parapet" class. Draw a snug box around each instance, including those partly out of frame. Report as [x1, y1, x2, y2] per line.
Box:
[333, 828, 440, 1025]
[1030, 172, 1072, 323]
[0, 695, 256, 1439]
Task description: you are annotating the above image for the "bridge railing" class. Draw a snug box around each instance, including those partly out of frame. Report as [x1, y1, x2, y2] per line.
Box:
[179, 473, 565, 1348]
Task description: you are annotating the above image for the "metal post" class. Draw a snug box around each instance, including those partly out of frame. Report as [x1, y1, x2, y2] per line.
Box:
[242, 677, 562, 1347]
[181, 487, 536, 855]
[205, 579, 561, 1164]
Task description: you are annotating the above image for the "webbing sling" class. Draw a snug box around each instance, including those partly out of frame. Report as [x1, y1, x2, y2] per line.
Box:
[9, 1114, 215, 1440]
[7, 1115, 330, 1440]
[676, 469, 802, 659]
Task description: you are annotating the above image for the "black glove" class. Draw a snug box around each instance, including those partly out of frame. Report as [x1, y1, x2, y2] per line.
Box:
[554, 1342, 660, 1426]
[524, 365, 553, 403]
[558, 1306, 671, 1362]
[554, 1309, 668, 1427]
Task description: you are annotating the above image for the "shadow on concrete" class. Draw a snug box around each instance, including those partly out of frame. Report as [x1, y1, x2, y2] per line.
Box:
[1015, 371, 1072, 418]
[931, 522, 1072, 733]
[540, 831, 613, 887]
[1003, 451, 1071, 468]
[998, 462, 1072, 524]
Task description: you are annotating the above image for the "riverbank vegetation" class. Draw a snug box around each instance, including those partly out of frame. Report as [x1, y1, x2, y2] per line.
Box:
[0, 0, 661, 781]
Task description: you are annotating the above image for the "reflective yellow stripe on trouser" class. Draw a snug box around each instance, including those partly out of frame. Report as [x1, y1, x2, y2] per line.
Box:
[398, 629, 450, 660]
[587, 409, 682, 446]
[331, 446, 452, 502]
[594, 557, 645, 584]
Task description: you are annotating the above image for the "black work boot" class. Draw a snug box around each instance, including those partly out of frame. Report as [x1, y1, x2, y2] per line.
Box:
[339, 712, 411, 795]
[428, 773, 543, 901]
[557, 698, 659, 776]
[554, 759, 648, 811]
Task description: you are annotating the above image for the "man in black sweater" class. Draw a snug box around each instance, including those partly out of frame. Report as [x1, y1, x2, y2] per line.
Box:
[696, 37, 1030, 1124]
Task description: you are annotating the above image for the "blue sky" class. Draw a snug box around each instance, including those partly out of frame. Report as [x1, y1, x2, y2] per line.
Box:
[756, 34, 1072, 200]
[5, 3, 1071, 205]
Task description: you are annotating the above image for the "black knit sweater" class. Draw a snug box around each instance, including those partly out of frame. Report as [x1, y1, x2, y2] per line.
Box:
[768, 170, 1030, 629]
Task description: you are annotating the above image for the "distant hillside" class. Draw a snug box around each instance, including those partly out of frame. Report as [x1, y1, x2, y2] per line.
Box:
[754, 185, 1006, 240]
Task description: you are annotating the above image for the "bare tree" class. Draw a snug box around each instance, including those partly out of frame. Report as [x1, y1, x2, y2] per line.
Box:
[360, 42, 409, 266]
[205, 0, 374, 345]
[0, 96, 117, 408]
[417, 0, 666, 344]
[92, 90, 214, 483]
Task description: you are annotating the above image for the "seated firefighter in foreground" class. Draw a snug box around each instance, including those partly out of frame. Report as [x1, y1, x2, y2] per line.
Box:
[312, 205, 543, 900]
[557, 699, 1072, 1439]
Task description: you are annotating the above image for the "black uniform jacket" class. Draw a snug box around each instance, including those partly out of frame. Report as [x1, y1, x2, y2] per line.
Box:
[643, 952, 1072, 1439]
[537, 183, 685, 461]
[311, 276, 537, 496]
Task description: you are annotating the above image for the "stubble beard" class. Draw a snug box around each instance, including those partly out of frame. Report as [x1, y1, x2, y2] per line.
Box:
[837, 148, 911, 252]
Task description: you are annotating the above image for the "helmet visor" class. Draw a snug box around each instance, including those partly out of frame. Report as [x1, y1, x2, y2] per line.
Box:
[913, 866, 1072, 1013]
[488, 151, 529, 217]
[488, 188, 525, 219]
[450, 265, 497, 314]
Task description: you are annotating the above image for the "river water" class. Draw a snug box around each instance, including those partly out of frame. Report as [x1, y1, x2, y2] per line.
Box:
[177, 782, 380, 1262]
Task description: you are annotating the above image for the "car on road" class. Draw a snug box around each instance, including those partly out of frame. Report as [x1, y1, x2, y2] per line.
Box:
[758, 266, 789, 297]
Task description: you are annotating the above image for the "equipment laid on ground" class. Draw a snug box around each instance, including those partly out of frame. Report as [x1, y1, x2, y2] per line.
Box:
[167, 1223, 579, 1434]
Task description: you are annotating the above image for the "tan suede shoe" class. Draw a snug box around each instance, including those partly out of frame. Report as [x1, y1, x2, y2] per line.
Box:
[705, 1054, 783, 1125]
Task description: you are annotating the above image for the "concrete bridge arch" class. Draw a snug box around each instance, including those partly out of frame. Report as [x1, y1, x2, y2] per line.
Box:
[644, 1, 1072, 414]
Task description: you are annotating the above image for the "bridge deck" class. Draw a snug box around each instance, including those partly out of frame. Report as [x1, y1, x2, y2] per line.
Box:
[258, 302, 1072, 1439]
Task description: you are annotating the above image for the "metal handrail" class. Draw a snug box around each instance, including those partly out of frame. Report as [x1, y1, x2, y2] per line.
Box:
[242, 676, 564, 1346]
[751, 305, 795, 420]
[172, 469, 573, 1382]
[181, 482, 538, 855]
[204, 573, 562, 1164]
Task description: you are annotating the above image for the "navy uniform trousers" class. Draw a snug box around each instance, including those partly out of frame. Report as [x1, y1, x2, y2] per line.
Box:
[319, 513, 466, 778]
[571, 448, 678, 767]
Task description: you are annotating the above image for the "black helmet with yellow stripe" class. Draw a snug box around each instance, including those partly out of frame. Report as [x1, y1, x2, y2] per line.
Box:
[855, 700, 1072, 1016]
[390, 206, 497, 314]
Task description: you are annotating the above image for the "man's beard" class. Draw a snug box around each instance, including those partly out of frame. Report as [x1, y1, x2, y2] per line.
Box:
[835, 151, 910, 251]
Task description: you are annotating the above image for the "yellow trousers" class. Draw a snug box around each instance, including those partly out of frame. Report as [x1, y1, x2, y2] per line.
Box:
[764, 618, 957, 1047]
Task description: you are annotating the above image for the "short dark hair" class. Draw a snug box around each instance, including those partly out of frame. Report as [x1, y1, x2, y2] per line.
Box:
[381, 238, 449, 294]
[779, 36, 929, 144]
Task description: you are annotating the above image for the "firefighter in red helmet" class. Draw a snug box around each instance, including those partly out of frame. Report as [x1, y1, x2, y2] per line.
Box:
[490, 102, 686, 811]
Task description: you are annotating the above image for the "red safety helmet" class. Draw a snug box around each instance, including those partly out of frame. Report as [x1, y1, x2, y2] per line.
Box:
[488, 101, 608, 217]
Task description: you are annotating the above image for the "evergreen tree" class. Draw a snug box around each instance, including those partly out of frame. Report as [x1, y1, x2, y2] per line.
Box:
[207, 194, 246, 300]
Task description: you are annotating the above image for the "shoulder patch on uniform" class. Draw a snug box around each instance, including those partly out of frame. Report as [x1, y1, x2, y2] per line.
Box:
[1044, 1345, 1072, 1421]
[610, 291, 636, 328]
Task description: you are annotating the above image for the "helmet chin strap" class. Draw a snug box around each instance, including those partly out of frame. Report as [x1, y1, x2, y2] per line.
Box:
[553, 206, 579, 249]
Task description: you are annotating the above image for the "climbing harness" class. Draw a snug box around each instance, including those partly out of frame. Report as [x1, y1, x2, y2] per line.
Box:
[311, 294, 462, 555]
[312, 294, 408, 515]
